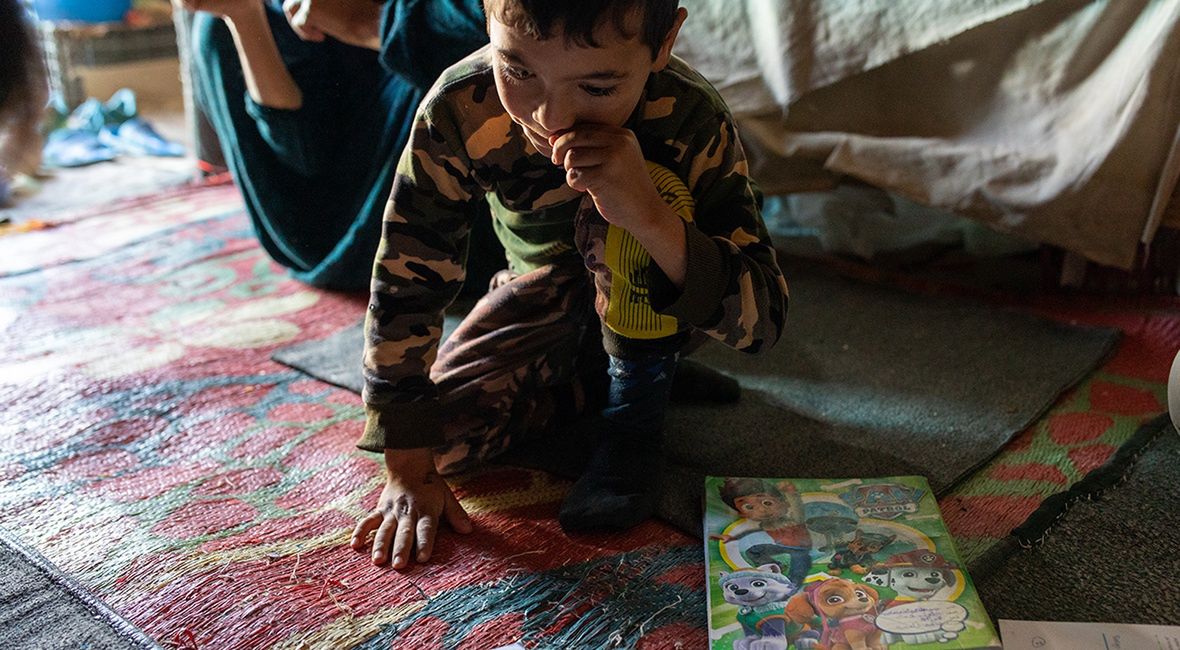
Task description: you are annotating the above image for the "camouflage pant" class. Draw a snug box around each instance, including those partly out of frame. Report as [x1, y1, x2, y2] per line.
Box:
[432, 165, 694, 474]
[431, 262, 605, 475]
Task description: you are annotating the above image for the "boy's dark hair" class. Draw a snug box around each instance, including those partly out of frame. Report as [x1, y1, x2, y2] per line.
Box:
[483, 0, 679, 59]
[0, 0, 44, 126]
[719, 477, 780, 511]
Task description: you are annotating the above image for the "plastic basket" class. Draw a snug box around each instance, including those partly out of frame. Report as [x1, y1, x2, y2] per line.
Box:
[33, 0, 131, 23]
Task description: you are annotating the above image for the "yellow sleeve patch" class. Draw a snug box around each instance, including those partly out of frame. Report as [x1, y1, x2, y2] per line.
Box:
[602, 162, 695, 339]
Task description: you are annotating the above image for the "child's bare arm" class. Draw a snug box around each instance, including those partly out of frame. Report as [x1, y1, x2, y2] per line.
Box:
[350, 448, 473, 568]
[282, 0, 382, 50]
[177, 0, 304, 110]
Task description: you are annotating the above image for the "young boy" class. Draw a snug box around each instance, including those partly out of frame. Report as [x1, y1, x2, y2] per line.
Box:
[350, 0, 789, 569]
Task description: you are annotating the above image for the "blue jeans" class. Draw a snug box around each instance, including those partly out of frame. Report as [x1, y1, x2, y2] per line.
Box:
[601, 353, 679, 438]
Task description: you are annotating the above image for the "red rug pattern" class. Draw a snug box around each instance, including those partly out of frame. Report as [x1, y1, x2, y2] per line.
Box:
[0, 184, 1176, 648]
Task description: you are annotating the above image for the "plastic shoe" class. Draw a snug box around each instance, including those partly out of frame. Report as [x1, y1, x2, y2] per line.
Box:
[102, 88, 138, 126]
[42, 128, 118, 168]
[98, 117, 185, 157]
[95, 89, 185, 157]
[41, 98, 117, 168]
[65, 98, 107, 133]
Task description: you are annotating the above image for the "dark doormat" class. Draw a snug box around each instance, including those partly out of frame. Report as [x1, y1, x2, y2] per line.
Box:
[0, 528, 161, 650]
[972, 414, 1180, 624]
[273, 259, 1119, 536]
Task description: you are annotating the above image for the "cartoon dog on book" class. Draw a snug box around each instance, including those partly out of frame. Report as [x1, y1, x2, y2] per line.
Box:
[785, 578, 887, 650]
[863, 550, 960, 645]
[827, 529, 896, 576]
[719, 564, 819, 650]
[862, 550, 957, 605]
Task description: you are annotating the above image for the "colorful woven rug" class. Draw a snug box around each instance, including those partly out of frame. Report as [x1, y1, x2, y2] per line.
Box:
[0, 184, 1176, 648]
[0, 185, 702, 649]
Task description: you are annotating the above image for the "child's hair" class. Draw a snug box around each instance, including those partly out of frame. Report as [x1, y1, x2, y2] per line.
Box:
[0, 0, 45, 129]
[483, 0, 679, 59]
[719, 477, 780, 511]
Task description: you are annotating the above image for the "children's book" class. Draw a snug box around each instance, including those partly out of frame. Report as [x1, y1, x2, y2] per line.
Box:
[704, 476, 1001, 650]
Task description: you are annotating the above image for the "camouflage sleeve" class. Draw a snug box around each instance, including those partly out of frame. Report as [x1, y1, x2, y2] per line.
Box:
[357, 96, 481, 452]
[648, 110, 789, 354]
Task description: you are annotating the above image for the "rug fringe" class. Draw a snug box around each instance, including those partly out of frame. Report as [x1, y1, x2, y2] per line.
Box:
[362, 544, 702, 649]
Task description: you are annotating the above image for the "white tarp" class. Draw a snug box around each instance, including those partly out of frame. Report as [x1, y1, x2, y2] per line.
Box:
[678, 0, 1180, 269]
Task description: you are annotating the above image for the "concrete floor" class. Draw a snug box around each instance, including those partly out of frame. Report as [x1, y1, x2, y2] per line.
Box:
[2, 58, 198, 224]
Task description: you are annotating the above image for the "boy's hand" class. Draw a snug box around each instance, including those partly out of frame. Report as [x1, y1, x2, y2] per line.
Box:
[282, 0, 381, 49]
[549, 125, 666, 233]
[350, 448, 473, 569]
[550, 124, 689, 288]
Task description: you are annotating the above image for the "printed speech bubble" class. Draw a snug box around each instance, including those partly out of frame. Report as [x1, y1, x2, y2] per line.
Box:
[876, 601, 970, 640]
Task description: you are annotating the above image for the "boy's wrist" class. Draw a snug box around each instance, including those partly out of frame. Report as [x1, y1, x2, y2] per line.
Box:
[383, 447, 436, 482]
[629, 200, 688, 288]
[629, 198, 679, 243]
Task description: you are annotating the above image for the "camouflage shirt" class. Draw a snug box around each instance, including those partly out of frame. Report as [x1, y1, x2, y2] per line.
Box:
[360, 45, 789, 451]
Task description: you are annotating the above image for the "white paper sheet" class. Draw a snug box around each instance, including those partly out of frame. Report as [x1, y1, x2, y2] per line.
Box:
[1000, 619, 1180, 650]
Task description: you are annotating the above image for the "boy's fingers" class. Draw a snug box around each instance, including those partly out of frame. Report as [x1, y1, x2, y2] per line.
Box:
[444, 490, 474, 534]
[415, 516, 438, 563]
[550, 131, 606, 166]
[566, 165, 603, 193]
[567, 169, 588, 192]
[390, 514, 416, 569]
[371, 515, 396, 565]
[350, 512, 382, 550]
[561, 147, 606, 171]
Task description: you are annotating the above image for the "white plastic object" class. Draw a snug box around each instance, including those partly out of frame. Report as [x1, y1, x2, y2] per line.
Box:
[1169, 348, 1180, 433]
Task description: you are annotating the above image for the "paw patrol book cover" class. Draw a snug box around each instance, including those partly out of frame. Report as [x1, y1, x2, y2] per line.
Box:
[704, 476, 1001, 650]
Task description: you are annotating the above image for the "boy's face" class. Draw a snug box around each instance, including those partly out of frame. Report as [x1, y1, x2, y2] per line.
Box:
[488, 8, 685, 159]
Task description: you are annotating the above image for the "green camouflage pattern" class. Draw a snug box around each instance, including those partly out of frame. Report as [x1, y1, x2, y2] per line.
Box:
[361, 45, 789, 450]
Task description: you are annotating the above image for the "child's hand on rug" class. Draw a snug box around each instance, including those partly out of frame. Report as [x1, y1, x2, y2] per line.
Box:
[350, 448, 473, 569]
